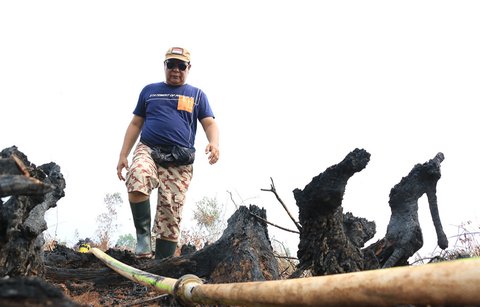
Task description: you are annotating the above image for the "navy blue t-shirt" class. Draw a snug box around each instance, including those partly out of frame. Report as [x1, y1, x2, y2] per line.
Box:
[133, 82, 214, 149]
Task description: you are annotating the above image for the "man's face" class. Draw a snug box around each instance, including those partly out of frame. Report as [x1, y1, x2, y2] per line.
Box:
[164, 59, 190, 86]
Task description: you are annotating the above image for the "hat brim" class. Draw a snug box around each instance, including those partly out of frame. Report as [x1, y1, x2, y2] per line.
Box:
[165, 54, 190, 63]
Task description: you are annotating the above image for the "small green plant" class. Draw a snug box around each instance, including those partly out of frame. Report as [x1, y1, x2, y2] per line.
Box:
[181, 196, 226, 249]
[116, 233, 136, 250]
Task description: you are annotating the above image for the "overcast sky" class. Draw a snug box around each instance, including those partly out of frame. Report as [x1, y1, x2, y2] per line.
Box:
[1, 1, 479, 258]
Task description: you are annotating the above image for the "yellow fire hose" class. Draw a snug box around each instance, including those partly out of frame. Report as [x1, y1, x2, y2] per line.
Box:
[90, 247, 480, 306]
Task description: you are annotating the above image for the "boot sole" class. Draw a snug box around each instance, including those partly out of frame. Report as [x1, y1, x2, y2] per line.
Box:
[135, 253, 153, 259]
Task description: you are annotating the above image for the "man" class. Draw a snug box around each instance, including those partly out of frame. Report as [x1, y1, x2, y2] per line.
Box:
[116, 47, 219, 259]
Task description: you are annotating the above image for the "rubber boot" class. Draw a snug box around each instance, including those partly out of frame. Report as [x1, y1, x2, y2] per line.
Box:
[155, 239, 177, 260]
[130, 200, 152, 258]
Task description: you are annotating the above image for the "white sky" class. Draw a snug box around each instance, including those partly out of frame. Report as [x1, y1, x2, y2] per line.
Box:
[1, 1, 479, 258]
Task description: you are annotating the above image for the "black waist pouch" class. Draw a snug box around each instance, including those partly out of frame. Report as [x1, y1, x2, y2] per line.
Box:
[150, 144, 195, 167]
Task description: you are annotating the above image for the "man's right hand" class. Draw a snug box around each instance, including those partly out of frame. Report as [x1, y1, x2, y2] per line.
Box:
[116, 157, 129, 181]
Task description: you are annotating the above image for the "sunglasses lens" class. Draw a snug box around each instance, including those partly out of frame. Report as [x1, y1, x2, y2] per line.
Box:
[166, 61, 187, 71]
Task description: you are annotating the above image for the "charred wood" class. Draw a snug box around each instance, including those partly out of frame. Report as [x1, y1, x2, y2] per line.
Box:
[0, 146, 66, 277]
[0, 276, 81, 307]
[363, 153, 448, 268]
[292, 148, 374, 276]
[0, 175, 54, 197]
[1, 146, 452, 306]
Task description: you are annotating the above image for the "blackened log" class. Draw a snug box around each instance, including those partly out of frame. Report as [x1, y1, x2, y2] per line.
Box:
[46, 205, 279, 287]
[0, 175, 54, 197]
[0, 146, 66, 277]
[0, 149, 54, 197]
[293, 148, 373, 276]
[0, 277, 81, 307]
[364, 153, 448, 268]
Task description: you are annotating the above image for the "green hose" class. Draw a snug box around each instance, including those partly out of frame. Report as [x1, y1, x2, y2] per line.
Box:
[89, 248, 180, 294]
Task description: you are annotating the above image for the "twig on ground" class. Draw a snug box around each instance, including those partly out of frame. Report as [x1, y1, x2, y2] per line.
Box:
[130, 294, 169, 306]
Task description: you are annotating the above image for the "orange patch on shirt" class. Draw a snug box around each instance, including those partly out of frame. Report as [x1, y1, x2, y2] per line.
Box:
[177, 95, 194, 113]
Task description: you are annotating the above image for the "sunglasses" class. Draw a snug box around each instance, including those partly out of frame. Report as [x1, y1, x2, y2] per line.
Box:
[165, 60, 189, 71]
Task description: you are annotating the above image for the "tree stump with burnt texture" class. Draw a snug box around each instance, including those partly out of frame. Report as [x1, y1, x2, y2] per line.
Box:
[0, 146, 66, 277]
[292, 148, 375, 277]
[364, 153, 448, 268]
[0, 146, 77, 306]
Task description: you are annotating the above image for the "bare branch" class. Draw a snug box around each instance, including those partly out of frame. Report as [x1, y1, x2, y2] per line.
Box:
[261, 177, 302, 232]
[271, 238, 294, 257]
[226, 190, 239, 209]
[275, 255, 298, 260]
[249, 212, 299, 234]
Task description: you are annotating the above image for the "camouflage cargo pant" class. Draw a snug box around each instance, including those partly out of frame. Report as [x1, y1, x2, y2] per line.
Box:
[125, 142, 193, 242]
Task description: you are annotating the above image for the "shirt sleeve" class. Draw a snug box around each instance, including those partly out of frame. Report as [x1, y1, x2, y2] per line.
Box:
[197, 90, 215, 120]
[133, 86, 148, 117]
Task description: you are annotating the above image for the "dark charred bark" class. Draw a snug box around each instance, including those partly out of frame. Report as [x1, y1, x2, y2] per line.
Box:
[0, 151, 54, 197]
[46, 205, 279, 286]
[0, 277, 81, 307]
[0, 146, 66, 277]
[363, 153, 448, 268]
[292, 148, 375, 276]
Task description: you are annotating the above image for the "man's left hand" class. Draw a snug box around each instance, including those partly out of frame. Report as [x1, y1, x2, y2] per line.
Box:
[205, 144, 219, 165]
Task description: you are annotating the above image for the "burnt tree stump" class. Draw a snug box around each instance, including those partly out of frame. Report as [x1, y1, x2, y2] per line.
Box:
[152, 204, 279, 283]
[364, 153, 448, 268]
[0, 146, 78, 307]
[0, 146, 66, 277]
[292, 148, 375, 276]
